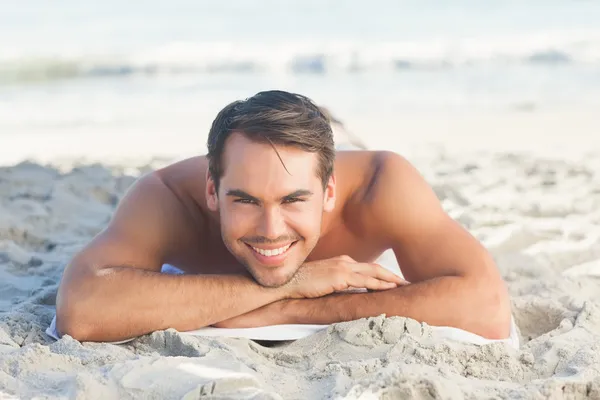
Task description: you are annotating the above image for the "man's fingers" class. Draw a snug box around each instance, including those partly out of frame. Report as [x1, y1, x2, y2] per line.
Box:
[369, 264, 407, 284]
[349, 262, 407, 285]
[347, 273, 397, 291]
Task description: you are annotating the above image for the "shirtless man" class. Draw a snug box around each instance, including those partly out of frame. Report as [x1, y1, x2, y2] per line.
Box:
[55, 90, 512, 343]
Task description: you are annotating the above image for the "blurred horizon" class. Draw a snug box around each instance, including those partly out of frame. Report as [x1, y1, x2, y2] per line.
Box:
[1, 0, 599, 166]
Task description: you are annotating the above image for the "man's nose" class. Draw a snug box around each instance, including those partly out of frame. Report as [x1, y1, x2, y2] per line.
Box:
[257, 206, 287, 240]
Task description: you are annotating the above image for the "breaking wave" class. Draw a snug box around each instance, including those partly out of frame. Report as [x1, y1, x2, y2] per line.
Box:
[2, 33, 599, 84]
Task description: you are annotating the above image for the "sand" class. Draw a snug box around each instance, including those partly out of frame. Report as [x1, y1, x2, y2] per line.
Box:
[2, 146, 600, 399]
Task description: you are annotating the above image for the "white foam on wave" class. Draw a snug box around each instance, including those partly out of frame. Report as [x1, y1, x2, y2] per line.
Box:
[2, 30, 600, 83]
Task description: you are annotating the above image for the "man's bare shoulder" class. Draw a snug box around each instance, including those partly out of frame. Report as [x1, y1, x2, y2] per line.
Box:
[154, 156, 208, 193]
[338, 150, 440, 232]
[150, 155, 209, 211]
[348, 150, 429, 201]
[330, 151, 396, 228]
[335, 150, 411, 203]
[64, 168, 200, 274]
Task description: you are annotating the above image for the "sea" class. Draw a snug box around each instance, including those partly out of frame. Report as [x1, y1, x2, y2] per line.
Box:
[1, 0, 600, 166]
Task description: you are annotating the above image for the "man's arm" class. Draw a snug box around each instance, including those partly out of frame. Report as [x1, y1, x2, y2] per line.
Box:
[214, 152, 512, 339]
[56, 173, 290, 342]
[358, 151, 511, 338]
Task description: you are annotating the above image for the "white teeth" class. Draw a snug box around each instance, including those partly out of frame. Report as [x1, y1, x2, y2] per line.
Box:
[251, 243, 292, 257]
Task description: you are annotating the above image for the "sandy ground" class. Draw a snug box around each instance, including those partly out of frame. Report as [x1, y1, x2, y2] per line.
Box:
[1, 143, 600, 399]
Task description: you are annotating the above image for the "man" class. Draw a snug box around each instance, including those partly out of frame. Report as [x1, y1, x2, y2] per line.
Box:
[55, 90, 512, 343]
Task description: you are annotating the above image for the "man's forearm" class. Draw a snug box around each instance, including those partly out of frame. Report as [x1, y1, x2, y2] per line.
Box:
[286, 275, 511, 339]
[56, 265, 289, 342]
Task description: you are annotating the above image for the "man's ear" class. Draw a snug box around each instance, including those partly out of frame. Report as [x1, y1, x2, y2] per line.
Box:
[323, 173, 336, 212]
[206, 169, 219, 212]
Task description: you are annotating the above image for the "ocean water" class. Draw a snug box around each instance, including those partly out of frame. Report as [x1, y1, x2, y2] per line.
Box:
[1, 0, 600, 165]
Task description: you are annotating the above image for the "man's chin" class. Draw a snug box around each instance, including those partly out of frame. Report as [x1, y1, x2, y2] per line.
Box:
[256, 279, 288, 288]
[253, 274, 292, 288]
[250, 266, 297, 288]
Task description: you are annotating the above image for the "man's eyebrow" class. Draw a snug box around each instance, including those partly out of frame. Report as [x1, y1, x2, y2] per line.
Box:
[281, 189, 313, 200]
[225, 189, 313, 202]
[225, 189, 260, 202]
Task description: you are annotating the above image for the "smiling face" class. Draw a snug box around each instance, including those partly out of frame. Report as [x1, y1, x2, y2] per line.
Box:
[206, 133, 336, 287]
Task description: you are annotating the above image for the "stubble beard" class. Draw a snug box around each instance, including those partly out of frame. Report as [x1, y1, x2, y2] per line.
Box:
[245, 262, 300, 288]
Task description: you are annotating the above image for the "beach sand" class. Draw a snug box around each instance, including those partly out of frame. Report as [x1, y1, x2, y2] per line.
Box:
[2, 144, 600, 399]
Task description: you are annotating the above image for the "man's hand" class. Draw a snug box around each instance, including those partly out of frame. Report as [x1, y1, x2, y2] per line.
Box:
[283, 255, 407, 299]
[211, 255, 407, 329]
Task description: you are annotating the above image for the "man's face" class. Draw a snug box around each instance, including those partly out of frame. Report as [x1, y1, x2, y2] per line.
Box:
[206, 133, 336, 287]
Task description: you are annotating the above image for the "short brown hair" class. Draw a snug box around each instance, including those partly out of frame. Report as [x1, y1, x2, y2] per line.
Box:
[206, 90, 335, 191]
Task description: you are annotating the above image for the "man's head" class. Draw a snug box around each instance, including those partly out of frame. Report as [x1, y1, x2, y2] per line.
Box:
[205, 90, 336, 287]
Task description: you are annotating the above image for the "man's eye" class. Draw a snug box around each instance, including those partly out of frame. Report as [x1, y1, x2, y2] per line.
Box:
[283, 198, 304, 204]
[235, 199, 256, 204]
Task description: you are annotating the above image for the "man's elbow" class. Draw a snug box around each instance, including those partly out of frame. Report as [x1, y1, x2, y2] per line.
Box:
[55, 274, 102, 341]
[475, 276, 512, 340]
[55, 306, 96, 342]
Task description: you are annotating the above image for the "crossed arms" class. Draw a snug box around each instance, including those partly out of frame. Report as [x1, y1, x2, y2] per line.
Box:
[56, 152, 511, 342]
